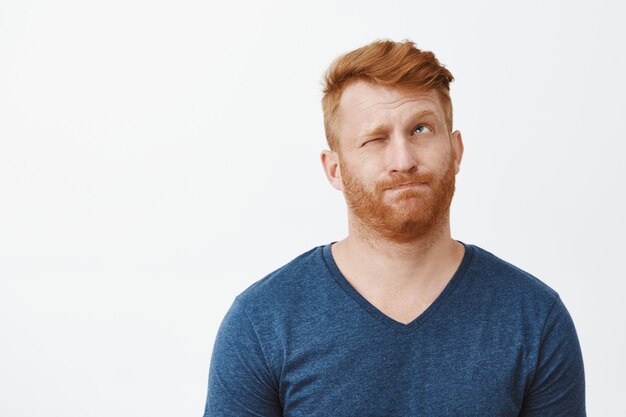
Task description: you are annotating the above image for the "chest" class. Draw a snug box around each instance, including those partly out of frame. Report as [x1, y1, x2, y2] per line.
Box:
[278, 321, 530, 417]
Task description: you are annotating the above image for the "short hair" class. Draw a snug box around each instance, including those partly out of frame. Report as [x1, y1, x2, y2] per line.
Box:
[321, 39, 455, 152]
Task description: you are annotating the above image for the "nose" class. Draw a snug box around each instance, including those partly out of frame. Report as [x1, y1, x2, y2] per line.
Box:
[386, 134, 418, 173]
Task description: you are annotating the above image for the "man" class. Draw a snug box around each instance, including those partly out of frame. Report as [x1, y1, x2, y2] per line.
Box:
[202, 40, 586, 416]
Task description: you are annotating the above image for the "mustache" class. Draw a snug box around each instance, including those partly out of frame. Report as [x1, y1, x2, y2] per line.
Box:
[378, 173, 434, 191]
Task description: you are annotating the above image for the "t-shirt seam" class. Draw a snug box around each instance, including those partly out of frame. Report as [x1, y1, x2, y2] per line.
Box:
[237, 295, 282, 395]
[523, 293, 561, 398]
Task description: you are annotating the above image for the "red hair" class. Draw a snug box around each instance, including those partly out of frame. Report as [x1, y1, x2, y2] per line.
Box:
[321, 39, 455, 151]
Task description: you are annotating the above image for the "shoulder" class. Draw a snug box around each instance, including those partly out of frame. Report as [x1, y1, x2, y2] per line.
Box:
[459, 244, 586, 412]
[235, 244, 326, 302]
[458, 243, 577, 357]
[466, 243, 559, 302]
[220, 244, 331, 373]
[230, 243, 333, 325]
[458, 242, 563, 329]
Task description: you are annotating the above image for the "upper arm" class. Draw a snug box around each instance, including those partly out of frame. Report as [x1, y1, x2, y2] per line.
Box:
[520, 296, 586, 416]
[203, 296, 282, 417]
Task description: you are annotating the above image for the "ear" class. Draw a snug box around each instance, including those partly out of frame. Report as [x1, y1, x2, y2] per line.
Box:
[450, 130, 464, 174]
[320, 150, 344, 191]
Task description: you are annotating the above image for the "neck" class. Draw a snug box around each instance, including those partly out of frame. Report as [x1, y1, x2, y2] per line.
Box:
[332, 210, 464, 293]
[350, 209, 452, 258]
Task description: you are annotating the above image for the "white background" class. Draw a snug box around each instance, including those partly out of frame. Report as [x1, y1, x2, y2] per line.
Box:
[1, 0, 624, 415]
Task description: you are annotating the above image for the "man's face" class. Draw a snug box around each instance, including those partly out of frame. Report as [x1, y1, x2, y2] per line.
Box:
[331, 80, 462, 243]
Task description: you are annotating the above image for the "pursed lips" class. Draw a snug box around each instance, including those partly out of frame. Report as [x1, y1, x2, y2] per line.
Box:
[386, 181, 426, 190]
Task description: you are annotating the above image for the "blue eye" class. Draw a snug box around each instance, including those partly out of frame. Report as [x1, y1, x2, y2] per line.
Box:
[413, 125, 431, 134]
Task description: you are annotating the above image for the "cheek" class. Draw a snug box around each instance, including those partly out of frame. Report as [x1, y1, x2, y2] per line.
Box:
[347, 169, 378, 195]
[423, 146, 452, 170]
[341, 156, 373, 180]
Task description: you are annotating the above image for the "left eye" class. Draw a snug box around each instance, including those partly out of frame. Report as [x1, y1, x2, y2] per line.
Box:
[413, 125, 431, 134]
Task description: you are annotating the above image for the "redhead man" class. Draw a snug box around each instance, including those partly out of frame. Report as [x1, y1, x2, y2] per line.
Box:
[202, 39, 586, 416]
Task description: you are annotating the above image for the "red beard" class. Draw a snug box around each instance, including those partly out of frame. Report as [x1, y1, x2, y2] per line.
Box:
[339, 152, 457, 243]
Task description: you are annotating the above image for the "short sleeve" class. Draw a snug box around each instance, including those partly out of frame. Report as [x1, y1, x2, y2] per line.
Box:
[202, 295, 282, 417]
[520, 295, 586, 416]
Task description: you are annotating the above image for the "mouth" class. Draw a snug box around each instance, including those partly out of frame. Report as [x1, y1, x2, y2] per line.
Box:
[387, 181, 426, 191]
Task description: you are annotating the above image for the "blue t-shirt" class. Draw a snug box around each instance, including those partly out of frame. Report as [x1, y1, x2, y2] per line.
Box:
[203, 241, 586, 416]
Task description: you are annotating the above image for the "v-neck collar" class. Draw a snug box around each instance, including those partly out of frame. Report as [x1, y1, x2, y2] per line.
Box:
[321, 240, 475, 335]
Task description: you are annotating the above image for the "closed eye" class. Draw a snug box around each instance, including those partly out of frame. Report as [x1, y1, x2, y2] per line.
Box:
[362, 138, 385, 146]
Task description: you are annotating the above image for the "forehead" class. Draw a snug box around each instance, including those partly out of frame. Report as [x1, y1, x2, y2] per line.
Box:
[337, 80, 445, 134]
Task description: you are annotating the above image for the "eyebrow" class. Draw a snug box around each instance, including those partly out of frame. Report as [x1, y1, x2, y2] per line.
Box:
[358, 109, 440, 139]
